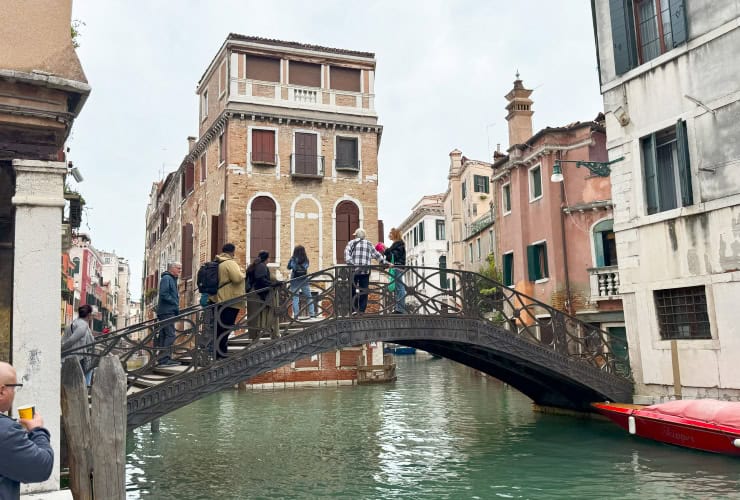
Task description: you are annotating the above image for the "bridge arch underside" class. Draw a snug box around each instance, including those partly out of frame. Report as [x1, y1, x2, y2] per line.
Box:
[127, 317, 632, 430]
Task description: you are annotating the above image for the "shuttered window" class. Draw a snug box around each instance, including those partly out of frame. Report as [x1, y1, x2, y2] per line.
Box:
[609, 0, 688, 75]
[335, 201, 359, 264]
[289, 61, 321, 87]
[336, 137, 359, 170]
[526, 243, 548, 281]
[252, 129, 276, 165]
[250, 197, 276, 261]
[641, 120, 692, 215]
[436, 220, 445, 240]
[200, 155, 207, 182]
[182, 163, 194, 197]
[439, 255, 449, 289]
[330, 66, 361, 92]
[245, 55, 280, 82]
[529, 165, 542, 200]
[593, 219, 618, 267]
[181, 223, 193, 279]
[473, 175, 490, 193]
[502, 184, 511, 213]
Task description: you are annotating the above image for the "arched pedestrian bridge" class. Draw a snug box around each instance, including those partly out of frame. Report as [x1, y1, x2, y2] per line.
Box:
[65, 266, 632, 430]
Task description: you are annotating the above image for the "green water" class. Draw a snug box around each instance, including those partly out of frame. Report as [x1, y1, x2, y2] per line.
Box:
[126, 355, 740, 499]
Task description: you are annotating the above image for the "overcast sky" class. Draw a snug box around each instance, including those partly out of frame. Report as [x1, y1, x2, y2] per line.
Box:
[69, 0, 603, 296]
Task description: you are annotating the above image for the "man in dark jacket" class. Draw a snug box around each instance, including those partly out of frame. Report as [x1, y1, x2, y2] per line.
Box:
[0, 362, 53, 499]
[156, 262, 181, 365]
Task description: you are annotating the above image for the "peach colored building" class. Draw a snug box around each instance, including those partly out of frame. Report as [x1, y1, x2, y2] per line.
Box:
[490, 77, 625, 341]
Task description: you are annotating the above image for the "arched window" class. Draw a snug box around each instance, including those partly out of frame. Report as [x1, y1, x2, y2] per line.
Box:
[72, 257, 80, 274]
[593, 219, 617, 267]
[250, 197, 276, 262]
[335, 200, 359, 264]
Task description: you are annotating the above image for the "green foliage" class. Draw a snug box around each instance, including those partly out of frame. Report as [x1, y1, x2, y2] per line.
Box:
[477, 253, 502, 296]
[71, 19, 85, 49]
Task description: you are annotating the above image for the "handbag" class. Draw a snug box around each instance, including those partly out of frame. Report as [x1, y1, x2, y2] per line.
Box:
[388, 255, 396, 293]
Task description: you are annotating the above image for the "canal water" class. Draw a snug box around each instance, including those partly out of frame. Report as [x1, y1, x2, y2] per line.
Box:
[126, 355, 740, 499]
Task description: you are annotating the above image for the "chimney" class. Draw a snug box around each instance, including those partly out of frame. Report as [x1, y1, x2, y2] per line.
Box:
[504, 72, 534, 147]
[448, 149, 463, 178]
[187, 136, 197, 152]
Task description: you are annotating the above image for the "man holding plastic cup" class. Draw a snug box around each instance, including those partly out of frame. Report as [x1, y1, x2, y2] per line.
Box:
[0, 361, 53, 499]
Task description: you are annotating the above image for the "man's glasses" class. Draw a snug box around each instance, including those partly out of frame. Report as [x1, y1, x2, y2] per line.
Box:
[2, 384, 23, 391]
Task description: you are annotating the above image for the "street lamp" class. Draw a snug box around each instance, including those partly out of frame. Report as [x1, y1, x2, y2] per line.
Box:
[550, 157, 624, 182]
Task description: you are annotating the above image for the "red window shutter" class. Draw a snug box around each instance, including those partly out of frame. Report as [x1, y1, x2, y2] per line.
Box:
[252, 130, 275, 164]
[181, 224, 193, 279]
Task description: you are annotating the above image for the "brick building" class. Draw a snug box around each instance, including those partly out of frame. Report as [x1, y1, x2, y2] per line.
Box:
[144, 34, 386, 384]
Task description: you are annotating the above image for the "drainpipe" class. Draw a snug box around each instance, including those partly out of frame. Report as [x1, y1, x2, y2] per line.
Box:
[557, 152, 573, 314]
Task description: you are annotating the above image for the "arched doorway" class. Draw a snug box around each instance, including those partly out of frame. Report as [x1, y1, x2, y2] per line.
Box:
[250, 196, 276, 262]
[335, 200, 359, 264]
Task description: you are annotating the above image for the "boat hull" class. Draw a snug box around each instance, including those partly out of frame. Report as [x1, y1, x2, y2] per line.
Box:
[593, 402, 740, 456]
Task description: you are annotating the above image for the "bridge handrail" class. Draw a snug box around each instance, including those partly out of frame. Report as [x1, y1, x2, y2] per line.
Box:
[62, 265, 631, 388]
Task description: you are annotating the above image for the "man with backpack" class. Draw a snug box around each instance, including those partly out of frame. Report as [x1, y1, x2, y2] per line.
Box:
[208, 243, 245, 359]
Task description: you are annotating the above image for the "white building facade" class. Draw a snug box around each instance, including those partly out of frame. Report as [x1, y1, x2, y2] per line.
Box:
[592, 0, 740, 401]
[398, 194, 447, 295]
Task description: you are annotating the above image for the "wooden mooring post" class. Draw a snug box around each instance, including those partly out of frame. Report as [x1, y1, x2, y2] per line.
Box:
[61, 355, 126, 499]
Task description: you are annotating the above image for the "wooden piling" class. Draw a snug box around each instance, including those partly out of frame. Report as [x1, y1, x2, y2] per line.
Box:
[61, 355, 126, 499]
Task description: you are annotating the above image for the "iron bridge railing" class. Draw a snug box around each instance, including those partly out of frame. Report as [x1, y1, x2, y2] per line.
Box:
[62, 266, 632, 390]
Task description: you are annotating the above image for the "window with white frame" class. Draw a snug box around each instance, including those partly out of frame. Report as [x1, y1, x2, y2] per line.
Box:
[502, 183, 511, 214]
[526, 241, 548, 281]
[201, 90, 208, 120]
[473, 175, 490, 193]
[468, 243, 473, 263]
[218, 133, 225, 165]
[476, 238, 481, 260]
[503, 252, 514, 286]
[436, 220, 445, 240]
[336, 137, 359, 171]
[529, 165, 542, 201]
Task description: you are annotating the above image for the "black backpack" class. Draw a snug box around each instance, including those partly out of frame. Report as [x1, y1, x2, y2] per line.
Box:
[197, 260, 221, 295]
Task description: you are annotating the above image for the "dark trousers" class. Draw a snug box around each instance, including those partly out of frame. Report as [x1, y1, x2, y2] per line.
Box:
[216, 306, 239, 359]
[352, 273, 371, 313]
[156, 313, 176, 363]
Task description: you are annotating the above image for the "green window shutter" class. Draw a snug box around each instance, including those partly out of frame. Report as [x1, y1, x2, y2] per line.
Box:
[676, 120, 693, 207]
[419, 221, 424, 242]
[668, 0, 688, 47]
[526, 245, 537, 281]
[642, 133, 659, 215]
[484, 177, 489, 193]
[439, 256, 448, 289]
[609, 0, 637, 75]
[503, 253, 513, 286]
[462, 180, 466, 199]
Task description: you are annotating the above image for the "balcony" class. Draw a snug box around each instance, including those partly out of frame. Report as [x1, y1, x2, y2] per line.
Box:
[588, 266, 620, 301]
[250, 151, 277, 166]
[467, 213, 494, 238]
[290, 154, 325, 179]
[230, 79, 375, 115]
[335, 158, 360, 172]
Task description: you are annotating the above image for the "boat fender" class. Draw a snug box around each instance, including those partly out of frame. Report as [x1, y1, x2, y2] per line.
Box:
[733, 438, 740, 449]
[628, 415, 636, 435]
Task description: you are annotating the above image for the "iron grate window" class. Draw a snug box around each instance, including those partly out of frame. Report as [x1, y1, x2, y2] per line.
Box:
[654, 286, 711, 340]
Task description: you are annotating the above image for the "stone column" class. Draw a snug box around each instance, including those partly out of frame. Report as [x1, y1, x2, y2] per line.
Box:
[12, 159, 67, 494]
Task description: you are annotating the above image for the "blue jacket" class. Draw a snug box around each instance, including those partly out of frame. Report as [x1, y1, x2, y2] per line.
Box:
[157, 271, 179, 316]
[0, 414, 53, 499]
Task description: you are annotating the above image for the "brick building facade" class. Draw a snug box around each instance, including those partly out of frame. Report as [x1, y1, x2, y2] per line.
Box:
[144, 35, 386, 384]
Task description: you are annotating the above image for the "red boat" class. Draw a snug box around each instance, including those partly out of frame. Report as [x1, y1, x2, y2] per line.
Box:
[592, 399, 740, 456]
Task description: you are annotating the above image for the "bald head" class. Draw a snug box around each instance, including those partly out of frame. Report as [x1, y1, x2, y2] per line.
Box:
[0, 361, 17, 412]
[0, 362, 15, 383]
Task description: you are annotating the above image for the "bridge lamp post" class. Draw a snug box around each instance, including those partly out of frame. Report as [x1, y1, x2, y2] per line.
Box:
[550, 157, 624, 182]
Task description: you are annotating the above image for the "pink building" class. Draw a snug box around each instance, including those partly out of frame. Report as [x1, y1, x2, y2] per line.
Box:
[491, 77, 624, 342]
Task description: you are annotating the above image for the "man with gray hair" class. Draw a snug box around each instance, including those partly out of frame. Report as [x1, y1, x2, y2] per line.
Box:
[344, 228, 388, 314]
[156, 262, 181, 365]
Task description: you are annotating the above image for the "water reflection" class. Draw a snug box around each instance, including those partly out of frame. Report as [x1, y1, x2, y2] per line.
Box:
[126, 355, 740, 499]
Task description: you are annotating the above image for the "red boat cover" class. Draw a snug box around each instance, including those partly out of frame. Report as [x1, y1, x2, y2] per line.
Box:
[643, 399, 740, 429]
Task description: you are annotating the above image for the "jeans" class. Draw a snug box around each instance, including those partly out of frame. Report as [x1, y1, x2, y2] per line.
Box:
[352, 273, 371, 313]
[156, 313, 176, 363]
[393, 269, 407, 313]
[291, 279, 315, 317]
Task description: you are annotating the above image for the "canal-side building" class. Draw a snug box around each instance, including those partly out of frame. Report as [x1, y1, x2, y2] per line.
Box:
[443, 150, 494, 274]
[591, 2, 740, 400]
[398, 194, 447, 297]
[144, 34, 386, 384]
[489, 76, 623, 338]
[0, 0, 90, 494]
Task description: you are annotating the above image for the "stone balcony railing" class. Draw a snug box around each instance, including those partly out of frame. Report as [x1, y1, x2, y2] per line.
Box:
[230, 78, 375, 115]
[587, 265, 620, 301]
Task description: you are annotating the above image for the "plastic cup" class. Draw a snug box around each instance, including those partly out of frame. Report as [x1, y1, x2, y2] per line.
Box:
[17, 404, 34, 420]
